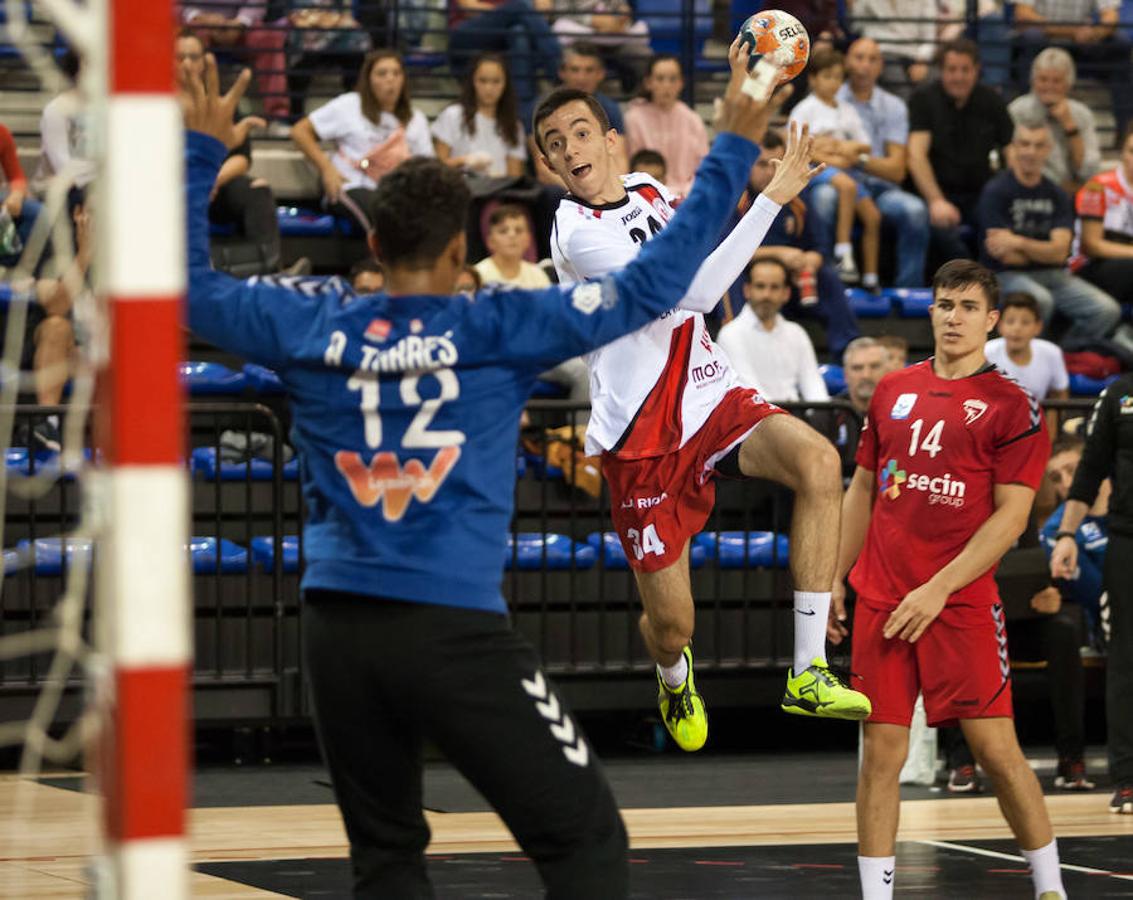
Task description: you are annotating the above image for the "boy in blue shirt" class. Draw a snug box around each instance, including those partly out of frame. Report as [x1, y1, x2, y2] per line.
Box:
[182, 53, 819, 897]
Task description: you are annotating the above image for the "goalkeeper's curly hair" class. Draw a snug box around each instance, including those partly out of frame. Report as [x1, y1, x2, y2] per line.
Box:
[368, 158, 472, 269]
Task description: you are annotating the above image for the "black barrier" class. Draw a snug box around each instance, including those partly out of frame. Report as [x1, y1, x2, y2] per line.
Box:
[0, 396, 1101, 727]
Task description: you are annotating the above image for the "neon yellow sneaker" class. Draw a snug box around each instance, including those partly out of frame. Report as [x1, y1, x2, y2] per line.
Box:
[781, 658, 872, 720]
[657, 646, 708, 751]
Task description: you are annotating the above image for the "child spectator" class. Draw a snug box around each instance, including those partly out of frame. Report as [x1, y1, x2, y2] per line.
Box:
[875, 334, 908, 373]
[349, 259, 385, 293]
[788, 47, 882, 288]
[628, 148, 666, 185]
[985, 291, 1069, 434]
[455, 265, 482, 295]
[290, 51, 434, 233]
[624, 56, 708, 197]
[433, 53, 527, 178]
[474, 205, 551, 289]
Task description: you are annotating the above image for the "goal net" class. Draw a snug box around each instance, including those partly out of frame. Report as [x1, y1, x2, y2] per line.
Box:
[1, 0, 189, 895]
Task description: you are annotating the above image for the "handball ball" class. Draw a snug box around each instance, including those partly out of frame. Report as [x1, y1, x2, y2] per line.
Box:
[738, 10, 810, 85]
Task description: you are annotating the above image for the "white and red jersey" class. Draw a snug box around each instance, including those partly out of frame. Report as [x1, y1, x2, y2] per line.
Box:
[1070, 166, 1133, 270]
[552, 172, 748, 458]
[850, 360, 1050, 610]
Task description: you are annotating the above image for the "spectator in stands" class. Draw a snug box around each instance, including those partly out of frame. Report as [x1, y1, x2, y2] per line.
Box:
[875, 333, 908, 372]
[830, 37, 930, 288]
[349, 259, 385, 293]
[847, 0, 965, 97]
[551, 0, 650, 90]
[788, 47, 882, 288]
[433, 53, 527, 178]
[1071, 122, 1133, 306]
[0, 121, 42, 268]
[828, 335, 885, 477]
[455, 264, 482, 295]
[907, 38, 1014, 271]
[180, 0, 290, 121]
[532, 44, 628, 187]
[629, 149, 666, 184]
[1013, 0, 1133, 144]
[36, 50, 95, 209]
[474, 204, 550, 288]
[771, 1, 846, 50]
[176, 31, 286, 277]
[717, 257, 829, 402]
[1042, 434, 1108, 644]
[624, 56, 708, 197]
[290, 51, 434, 233]
[978, 118, 1120, 340]
[282, 0, 372, 121]
[730, 129, 861, 358]
[448, 0, 561, 123]
[1008, 48, 1101, 194]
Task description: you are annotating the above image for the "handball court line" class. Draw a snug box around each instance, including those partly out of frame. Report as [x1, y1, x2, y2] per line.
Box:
[920, 838, 1133, 882]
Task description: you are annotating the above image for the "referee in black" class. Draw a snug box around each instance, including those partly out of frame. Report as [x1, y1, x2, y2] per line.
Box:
[1050, 373, 1133, 815]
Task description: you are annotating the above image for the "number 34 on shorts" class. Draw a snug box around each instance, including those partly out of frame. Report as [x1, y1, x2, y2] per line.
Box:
[626, 524, 667, 561]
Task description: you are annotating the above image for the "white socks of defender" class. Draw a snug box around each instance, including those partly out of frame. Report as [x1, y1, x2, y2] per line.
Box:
[658, 652, 688, 689]
[794, 590, 831, 674]
[858, 855, 895, 900]
[1022, 839, 1065, 899]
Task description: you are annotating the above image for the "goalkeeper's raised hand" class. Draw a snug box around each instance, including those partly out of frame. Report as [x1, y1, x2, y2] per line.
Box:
[180, 54, 264, 150]
[762, 121, 825, 206]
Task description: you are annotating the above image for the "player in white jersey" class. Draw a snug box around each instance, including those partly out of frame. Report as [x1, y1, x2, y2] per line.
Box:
[532, 46, 872, 751]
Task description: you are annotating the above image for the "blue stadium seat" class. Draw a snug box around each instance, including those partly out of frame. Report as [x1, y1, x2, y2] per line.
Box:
[846, 288, 891, 318]
[695, 531, 789, 568]
[13, 537, 94, 576]
[242, 363, 285, 394]
[515, 454, 527, 478]
[209, 222, 237, 237]
[1068, 372, 1119, 396]
[638, 0, 712, 54]
[250, 535, 301, 574]
[276, 207, 337, 237]
[189, 537, 249, 574]
[180, 361, 247, 395]
[885, 287, 933, 318]
[403, 48, 446, 70]
[530, 379, 569, 399]
[189, 446, 300, 481]
[5, 448, 85, 480]
[521, 448, 564, 479]
[819, 364, 846, 395]
[505, 533, 597, 570]
[586, 531, 707, 569]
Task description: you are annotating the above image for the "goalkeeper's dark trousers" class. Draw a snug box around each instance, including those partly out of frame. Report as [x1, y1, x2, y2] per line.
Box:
[302, 589, 628, 899]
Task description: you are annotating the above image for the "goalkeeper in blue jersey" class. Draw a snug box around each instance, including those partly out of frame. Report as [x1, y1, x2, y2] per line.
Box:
[182, 53, 819, 897]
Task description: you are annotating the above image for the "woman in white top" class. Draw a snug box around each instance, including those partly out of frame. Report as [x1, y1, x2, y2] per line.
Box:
[290, 50, 434, 232]
[432, 53, 527, 178]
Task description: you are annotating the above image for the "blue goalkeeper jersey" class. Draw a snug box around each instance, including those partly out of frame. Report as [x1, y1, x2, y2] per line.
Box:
[185, 130, 759, 613]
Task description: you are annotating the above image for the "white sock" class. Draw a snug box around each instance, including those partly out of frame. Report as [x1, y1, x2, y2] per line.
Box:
[658, 652, 688, 689]
[858, 855, 895, 900]
[862, 272, 879, 288]
[835, 241, 853, 259]
[793, 590, 830, 673]
[1021, 839, 1065, 899]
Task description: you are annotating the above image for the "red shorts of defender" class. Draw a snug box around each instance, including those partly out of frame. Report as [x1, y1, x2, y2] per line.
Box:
[851, 596, 1014, 729]
[602, 387, 785, 573]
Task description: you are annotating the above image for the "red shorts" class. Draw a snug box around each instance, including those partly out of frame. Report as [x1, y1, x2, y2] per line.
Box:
[601, 387, 784, 573]
[851, 597, 1013, 728]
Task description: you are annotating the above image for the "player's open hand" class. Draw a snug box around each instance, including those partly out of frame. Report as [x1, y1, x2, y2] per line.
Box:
[884, 581, 948, 643]
[762, 122, 825, 206]
[180, 55, 263, 150]
[827, 579, 849, 645]
[714, 37, 791, 147]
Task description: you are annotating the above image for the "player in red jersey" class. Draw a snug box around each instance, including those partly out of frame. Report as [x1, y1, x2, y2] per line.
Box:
[831, 260, 1066, 900]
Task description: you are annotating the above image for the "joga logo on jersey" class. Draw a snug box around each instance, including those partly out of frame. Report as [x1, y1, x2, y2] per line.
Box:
[879, 458, 967, 507]
[335, 446, 461, 521]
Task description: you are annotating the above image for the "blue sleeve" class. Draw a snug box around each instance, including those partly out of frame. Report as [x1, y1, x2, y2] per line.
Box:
[460, 133, 760, 368]
[184, 131, 333, 370]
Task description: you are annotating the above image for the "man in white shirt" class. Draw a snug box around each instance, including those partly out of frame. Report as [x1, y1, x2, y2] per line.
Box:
[533, 72, 871, 756]
[718, 258, 830, 403]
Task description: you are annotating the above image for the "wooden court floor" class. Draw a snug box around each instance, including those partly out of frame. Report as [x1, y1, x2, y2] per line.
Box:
[1, 772, 1132, 898]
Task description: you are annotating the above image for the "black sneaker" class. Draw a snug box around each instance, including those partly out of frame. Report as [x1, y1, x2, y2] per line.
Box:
[1110, 784, 1133, 814]
[1054, 758, 1095, 791]
[31, 418, 61, 453]
[948, 765, 981, 793]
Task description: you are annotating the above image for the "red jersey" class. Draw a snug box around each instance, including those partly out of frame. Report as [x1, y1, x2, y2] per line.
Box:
[850, 360, 1049, 609]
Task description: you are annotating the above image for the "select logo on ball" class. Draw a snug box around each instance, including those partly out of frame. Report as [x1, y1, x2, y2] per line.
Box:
[738, 9, 810, 85]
